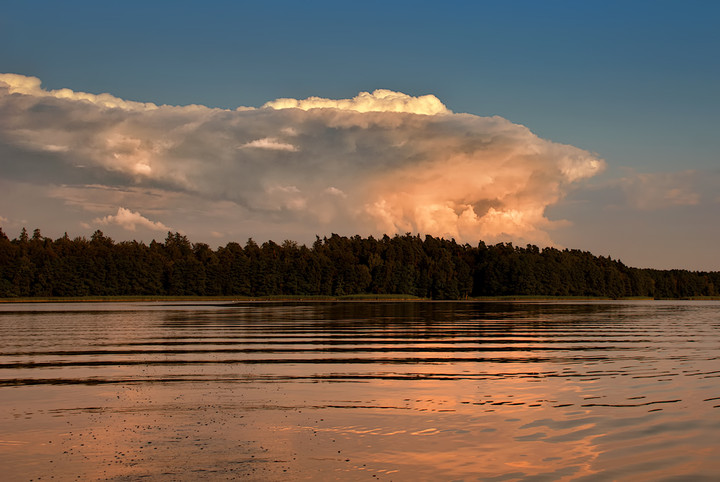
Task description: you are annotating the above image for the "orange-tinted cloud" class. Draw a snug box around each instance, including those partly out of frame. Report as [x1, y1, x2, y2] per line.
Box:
[0, 73, 604, 245]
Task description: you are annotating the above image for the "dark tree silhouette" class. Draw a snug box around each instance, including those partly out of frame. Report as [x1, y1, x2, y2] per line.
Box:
[0, 227, 717, 299]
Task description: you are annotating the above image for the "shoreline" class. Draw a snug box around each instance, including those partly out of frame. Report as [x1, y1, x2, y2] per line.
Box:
[1, 295, 718, 303]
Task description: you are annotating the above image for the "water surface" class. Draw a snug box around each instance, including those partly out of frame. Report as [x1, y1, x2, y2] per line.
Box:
[1, 300, 719, 480]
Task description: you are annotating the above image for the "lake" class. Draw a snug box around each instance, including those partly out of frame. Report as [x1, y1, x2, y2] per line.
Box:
[1, 300, 718, 481]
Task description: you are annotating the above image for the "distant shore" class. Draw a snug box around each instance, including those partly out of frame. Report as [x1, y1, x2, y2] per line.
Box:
[2, 295, 719, 303]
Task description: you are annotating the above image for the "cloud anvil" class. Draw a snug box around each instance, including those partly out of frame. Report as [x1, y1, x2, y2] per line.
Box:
[0, 73, 604, 246]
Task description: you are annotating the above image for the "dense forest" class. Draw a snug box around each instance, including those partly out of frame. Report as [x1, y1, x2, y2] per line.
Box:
[0, 227, 718, 299]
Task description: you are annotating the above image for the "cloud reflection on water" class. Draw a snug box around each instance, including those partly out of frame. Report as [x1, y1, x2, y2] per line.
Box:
[0, 301, 719, 479]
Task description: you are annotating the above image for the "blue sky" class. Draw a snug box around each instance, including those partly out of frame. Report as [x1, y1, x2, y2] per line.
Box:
[1, 1, 719, 270]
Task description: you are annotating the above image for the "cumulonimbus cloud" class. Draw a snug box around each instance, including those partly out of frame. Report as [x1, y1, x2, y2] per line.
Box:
[93, 207, 171, 232]
[0, 73, 605, 245]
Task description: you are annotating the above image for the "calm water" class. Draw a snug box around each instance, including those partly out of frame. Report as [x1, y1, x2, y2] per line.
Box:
[0, 300, 718, 481]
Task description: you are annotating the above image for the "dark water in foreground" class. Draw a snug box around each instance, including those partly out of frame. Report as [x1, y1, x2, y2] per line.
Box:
[0, 300, 718, 481]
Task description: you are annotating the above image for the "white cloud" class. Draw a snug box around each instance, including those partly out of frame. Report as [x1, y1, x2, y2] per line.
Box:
[281, 127, 298, 136]
[0, 73, 606, 246]
[94, 207, 171, 232]
[263, 89, 450, 115]
[324, 187, 346, 198]
[239, 137, 298, 151]
[0, 73, 159, 111]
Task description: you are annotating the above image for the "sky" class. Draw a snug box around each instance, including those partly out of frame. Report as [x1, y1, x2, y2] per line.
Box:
[1, 1, 719, 271]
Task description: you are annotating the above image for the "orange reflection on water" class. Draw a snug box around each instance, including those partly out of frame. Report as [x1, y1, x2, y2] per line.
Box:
[2, 301, 720, 480]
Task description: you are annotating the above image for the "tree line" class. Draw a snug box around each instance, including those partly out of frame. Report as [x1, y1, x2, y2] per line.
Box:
[0, 227, 717, 299]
